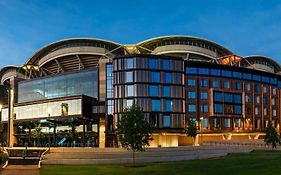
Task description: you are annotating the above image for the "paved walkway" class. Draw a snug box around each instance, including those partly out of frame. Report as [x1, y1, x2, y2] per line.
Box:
[0, 165, 39, 175]
[42, 146, 259, 165]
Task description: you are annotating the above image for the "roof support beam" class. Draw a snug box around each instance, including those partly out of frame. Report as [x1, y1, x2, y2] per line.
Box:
[55, 58, 64, 73]
[76, 55, 85, 70]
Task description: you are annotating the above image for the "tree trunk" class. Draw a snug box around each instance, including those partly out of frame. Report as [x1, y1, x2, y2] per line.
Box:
[133, 150, 135, 165]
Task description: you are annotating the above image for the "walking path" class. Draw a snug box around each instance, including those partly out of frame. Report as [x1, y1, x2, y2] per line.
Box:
[0, 165, 39, 175]
[42, 146, 260, 165]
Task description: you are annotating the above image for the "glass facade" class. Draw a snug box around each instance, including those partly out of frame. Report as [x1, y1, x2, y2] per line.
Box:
[2, 99, 82, 121]
[18, 69, 98, 103]
[113, 55, 185, 129]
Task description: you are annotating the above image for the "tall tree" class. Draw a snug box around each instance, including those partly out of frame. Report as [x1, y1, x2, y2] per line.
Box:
[117, 104, 154, 164]
[264, 122, 280, 149]
[186, 118, 198, 146]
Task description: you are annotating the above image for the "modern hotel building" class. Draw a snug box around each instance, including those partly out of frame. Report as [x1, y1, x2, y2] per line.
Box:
[0, 36, 280, 147]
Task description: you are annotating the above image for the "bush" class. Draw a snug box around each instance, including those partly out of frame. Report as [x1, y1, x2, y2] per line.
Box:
[0, 153, 8, 163]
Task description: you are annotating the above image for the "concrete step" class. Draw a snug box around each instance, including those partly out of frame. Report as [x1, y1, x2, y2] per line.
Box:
[42, 153, 228, 165]
[44, 147, 253, 160]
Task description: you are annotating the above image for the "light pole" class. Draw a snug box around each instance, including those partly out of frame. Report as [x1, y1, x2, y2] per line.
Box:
[47, 108, 51, 151]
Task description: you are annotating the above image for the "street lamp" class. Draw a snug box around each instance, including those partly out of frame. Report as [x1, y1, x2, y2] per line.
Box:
[47, 108, 52, 150]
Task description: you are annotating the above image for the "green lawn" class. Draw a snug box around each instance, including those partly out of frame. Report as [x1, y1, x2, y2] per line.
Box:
[40, 150, 281, 175]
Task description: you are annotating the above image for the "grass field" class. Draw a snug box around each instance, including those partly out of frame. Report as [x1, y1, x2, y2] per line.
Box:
[40, 150, 281, 175]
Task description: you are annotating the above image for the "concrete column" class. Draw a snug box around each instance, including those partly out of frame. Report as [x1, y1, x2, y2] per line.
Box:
[99, 118, 105, 148]
[8, 88, 14, 147]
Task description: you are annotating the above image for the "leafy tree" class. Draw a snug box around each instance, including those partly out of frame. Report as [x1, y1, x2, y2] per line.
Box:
[32, 124, 44, 147]
[117, 104, 154, 164]
[0, 122, 3, 145]
[264, 122, 280, 149]
[186, 118, 198, 146]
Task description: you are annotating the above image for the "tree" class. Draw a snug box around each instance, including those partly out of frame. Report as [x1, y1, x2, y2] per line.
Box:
[32, 124, 44, 147]
[264, 122, 280, 149]
[117, 104, 154, 164]
[186, 118, 198, 146]
[0, 122, 3, 145]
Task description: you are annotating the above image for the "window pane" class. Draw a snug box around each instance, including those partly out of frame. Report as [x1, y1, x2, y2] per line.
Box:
[234, 82, 241, 90]
[262, 76, 269, 83]
[200, 104, 208, 113]
[233, 72, 242, 78]
[210, 69, 221, 76]
[163, 115, 171, 127]
[234, 94, 242, 103]
[125, 71, 133, 82]
[212, 80, 220, 88]
[163, 60, 170, 70]
[165, 100, 172, 112]
[200, 80, 208, 87]
[254, 84, 260, 92]
[188, 104, 196, 112]
[214, 104, 223, 113]
[243, 73, 252, 80]
[152, 100, 161, 111]
[222, 70, 232, 77]
[234, 105, 242, 114]
[149, 85, 159, 96]
[127, 85, 134, 97]
[253, 75, 261, 81]
[214, 92, 222, 102]
[188, 91, 196, 99]
[188, 79, 196, 86]
[223, 81, 230, 89]
[151, 72, 160, 82]
[201, 118, 208, 128]
[149, 59, 158, 69]
[186, 67, 197, 74]
[164, 73, 172, 83]
[200, 92, 208, 99]
[224, 93, 233, 103]
[198, 68, 209, 75]
[126, 58, 134, 69]
[163, 86, 171, 97]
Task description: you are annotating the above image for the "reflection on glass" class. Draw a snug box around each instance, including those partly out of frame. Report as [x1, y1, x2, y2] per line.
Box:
[18, 70, 98, 103]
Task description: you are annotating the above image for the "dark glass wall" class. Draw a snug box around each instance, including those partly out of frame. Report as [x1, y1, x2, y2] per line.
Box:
[113, 55, 185, 129]
[18, 69, 98, 103]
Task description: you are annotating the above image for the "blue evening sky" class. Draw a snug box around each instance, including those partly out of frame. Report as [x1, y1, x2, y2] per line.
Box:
[0, 0, 281, 67]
